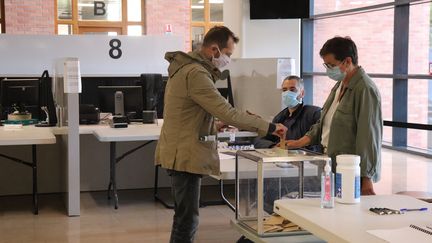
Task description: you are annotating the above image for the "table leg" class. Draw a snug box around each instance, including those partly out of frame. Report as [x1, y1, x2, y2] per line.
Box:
[299, 162, 304, 198]
[32, 145, 38, 215]
[110, 142, 118, 209]
[220, 179, 235, 211]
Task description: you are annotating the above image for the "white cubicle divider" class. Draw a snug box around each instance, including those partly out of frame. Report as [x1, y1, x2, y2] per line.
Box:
[64, 93, 80, 216]
[52, 58, 81, 216]
[0, 34, 183, 216]
[224, 58, 296, 122]
[0, 34, 183, 76]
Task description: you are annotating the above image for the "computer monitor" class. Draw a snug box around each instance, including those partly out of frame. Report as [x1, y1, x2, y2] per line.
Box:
[98, 86, 143, 119]
[0, 78, 40, 120]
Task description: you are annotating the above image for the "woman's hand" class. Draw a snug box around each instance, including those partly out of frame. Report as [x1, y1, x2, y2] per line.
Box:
[361, 177, 376, 195]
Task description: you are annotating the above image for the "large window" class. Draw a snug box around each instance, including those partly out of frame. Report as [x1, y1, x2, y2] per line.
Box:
[304, 0, 432, 153]
[314, 0, 394, 15]
[56, 0, 145, 35]
[0, 0, 5, 33]
[312, 6, 394, 144]
[191, 0, 224, 50]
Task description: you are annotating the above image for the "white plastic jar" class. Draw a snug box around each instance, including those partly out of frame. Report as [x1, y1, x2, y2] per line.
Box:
[335, 154, 361, 204]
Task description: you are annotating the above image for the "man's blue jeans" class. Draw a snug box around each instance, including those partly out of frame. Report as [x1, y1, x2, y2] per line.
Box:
[167, 169, 202, 243]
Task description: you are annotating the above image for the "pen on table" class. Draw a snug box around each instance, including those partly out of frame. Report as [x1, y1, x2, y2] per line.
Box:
[399, 207, 428, 212]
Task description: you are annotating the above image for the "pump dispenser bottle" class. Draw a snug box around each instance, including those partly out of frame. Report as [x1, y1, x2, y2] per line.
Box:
[321, 158, 334, 208]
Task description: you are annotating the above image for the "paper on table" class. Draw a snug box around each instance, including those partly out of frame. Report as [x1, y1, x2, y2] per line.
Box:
[367, 225, 432, 243]
[276, 58, 295, 89]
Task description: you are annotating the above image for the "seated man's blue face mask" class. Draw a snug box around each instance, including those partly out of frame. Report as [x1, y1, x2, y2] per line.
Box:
[282, 90, 301, 109]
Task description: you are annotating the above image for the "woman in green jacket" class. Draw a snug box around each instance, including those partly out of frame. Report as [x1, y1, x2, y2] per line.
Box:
[287, 36, 383, 195]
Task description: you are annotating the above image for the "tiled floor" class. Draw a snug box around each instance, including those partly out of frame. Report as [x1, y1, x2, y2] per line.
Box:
[0, 148, 430, 243]
[374, 148, 432, 194]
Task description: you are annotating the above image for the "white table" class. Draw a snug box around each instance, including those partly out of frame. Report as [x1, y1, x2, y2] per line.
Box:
[274, 194, 432, 243]
[88, 122, 259, 209]
[90, 123, 162, 209]
[70, 121, 259, 209]
[0, 126, 56, 214]
[213, 155, 319, 180]
[0, 126, 56, 145]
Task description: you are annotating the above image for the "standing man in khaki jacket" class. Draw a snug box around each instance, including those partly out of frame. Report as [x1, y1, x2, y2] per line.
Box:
[155, 26, 287, 243]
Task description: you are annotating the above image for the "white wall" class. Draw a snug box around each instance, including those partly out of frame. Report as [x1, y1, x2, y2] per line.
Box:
[223, 0, 301, 75]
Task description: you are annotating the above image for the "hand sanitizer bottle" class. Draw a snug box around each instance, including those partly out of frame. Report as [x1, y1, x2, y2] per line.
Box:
[321, 158, 334, 208]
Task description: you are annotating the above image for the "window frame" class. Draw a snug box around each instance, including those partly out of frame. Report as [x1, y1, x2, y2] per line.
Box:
[1, 0, 5, 33]
[55, 0, 146, 35]
[302, 0, 432, 154]
[190, 0, 224, 48]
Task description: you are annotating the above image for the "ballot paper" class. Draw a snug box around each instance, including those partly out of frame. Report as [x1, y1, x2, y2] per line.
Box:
[276, 58, 295, 89]
[367, 225, 432, 243]
[261, 214, 302, 233]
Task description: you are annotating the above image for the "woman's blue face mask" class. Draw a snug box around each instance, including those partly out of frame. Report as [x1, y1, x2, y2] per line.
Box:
[326, 66, 346, 81]
[282, 90, 301, 109]
[324, 59, 346, 81]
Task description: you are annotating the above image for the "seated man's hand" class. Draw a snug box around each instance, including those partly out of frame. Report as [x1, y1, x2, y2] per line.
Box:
[286, 136, 311, 149]
[286, 140, 300, 148]
[272, 123, 287, 138]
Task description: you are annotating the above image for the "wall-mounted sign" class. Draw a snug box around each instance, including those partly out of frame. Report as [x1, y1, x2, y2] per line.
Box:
[94, 1, 106, 16]
[63, 58, 82, 94]
[165, 24, 173, 35]
[0, 35, 183, 76]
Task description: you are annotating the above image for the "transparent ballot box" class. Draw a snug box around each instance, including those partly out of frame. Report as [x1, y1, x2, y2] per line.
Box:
[235, 149, 328, 237]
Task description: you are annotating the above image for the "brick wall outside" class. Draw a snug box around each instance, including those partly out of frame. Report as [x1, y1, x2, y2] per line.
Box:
[4, 0, 54, 34]
[145, 0, 190, 52]
[313, 1, 431, 150]
[4, 0, 191, 52]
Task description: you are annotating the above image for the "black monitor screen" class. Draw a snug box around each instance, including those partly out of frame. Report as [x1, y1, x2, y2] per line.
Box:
[250, 0, 309, 19]
[98, 86, 143, 119]
[0, 79, 40, 120]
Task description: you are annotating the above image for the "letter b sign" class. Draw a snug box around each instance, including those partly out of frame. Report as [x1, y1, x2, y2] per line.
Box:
[94, 1, 106, 16]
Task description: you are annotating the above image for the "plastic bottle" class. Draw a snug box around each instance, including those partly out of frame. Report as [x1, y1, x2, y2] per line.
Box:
[321, 158, 334, 208]
[335, 154, 361, 204]
[229, 129, 236, 143]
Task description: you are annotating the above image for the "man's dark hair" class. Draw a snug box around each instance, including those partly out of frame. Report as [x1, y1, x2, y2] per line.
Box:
[202, 26, 239, 49]
[319, 36, 358, 65]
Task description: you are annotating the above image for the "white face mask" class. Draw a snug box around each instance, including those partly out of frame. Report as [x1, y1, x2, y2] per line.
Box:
[212, 47, 231, 69]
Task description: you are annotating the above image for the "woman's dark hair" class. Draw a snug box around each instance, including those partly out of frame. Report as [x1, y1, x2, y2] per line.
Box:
[202, 26, 239, 49]
[319, 36, 358, 65]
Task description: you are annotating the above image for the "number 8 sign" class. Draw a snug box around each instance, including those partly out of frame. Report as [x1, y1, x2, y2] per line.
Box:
[109, 39, 122, 59]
